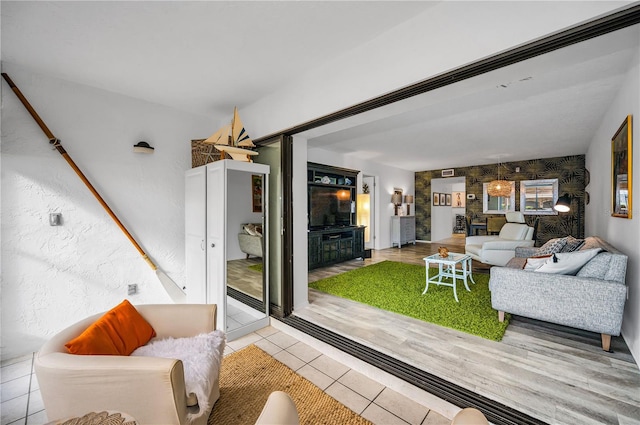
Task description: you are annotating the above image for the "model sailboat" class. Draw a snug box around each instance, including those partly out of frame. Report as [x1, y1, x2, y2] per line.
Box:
[203, 107, 258, 162]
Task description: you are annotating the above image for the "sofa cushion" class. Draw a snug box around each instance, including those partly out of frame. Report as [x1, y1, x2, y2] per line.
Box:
[535, 238, 567, 256]
[65, 300, 156, 355]
[575, 252, 627, 283]
[505, 257, 527, 269]
[534, 248, 601, 275]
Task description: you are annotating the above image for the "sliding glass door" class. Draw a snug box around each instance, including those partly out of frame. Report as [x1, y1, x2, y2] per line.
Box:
[255, 135, 293, 316]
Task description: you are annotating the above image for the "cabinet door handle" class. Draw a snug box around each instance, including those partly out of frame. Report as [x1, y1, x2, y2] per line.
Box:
[201, 240, 205, 251]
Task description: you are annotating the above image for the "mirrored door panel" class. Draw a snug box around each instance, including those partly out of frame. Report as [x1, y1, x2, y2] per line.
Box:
[225, 164, 269, 341]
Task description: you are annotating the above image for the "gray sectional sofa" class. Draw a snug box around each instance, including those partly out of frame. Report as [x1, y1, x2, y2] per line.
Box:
[489, 236, 627, 351]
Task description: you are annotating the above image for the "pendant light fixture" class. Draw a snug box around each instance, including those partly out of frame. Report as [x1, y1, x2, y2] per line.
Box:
[487, 163, 511, 197]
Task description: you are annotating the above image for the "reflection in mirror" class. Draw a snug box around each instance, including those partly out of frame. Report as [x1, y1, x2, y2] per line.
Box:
[483, 182, 515, 214]
[226, 168, 267, 335]
[520, 179, 558, 215]
[612, 115, 632, 218]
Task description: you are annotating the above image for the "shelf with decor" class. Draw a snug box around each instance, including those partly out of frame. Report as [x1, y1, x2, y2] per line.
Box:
[307, 162, 364, 269]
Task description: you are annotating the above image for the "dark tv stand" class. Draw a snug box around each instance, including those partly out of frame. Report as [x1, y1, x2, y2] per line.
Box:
[307, 162, 364, 269]
[308, 226, 365, 270]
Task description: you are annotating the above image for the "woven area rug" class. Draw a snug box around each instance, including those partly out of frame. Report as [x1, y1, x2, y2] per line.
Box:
[208, 344, 372, 425]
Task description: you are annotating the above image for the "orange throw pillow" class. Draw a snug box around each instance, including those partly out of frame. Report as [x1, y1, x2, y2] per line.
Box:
[65, 300, 156, 355]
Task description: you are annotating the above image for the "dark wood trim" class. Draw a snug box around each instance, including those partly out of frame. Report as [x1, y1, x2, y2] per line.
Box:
[256, 135, 293, 317]
[254, 4, 640, 144]
[281, 135, 294, 316]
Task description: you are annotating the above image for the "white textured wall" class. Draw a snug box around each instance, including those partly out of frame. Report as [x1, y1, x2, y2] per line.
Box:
[585, 48, 640, 363]
[1, 64, 212, 359]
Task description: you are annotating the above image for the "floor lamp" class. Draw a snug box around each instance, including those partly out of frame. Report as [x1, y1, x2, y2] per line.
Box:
[554, 193, 582, 238]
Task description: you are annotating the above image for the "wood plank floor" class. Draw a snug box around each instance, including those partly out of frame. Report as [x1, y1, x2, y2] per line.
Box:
[300, 236, 640, 425]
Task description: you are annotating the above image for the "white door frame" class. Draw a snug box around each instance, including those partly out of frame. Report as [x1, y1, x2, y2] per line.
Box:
[362, 175, 376, 249]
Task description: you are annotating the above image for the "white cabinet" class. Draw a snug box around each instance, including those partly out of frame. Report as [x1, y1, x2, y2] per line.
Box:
[391, 216, 416, 248]
[185, 159, 270, 341]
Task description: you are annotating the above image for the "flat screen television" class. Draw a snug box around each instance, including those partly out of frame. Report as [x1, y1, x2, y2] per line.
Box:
[308, 186, 353, 229]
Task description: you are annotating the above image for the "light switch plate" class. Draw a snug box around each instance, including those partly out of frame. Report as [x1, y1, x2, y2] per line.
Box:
[49, 213, 62, 226]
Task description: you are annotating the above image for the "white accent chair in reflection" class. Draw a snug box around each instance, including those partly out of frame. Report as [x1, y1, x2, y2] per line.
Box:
[465, 212, 534, 266]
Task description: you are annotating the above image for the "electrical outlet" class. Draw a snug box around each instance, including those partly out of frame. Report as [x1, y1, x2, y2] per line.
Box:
[128, 284, 138, 295]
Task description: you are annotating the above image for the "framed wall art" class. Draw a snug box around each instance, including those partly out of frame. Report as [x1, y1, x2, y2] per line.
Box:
[452, 191, 465, 208]
[252, 174, 263, 213]
[445, 194, 452, 206]
[433, 192, 440, 206]
[611, 115, 632, 218]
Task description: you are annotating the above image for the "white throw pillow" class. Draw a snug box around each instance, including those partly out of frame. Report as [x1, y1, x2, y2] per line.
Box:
[534, 248, 601, 275]
[524, 256, 551, 270]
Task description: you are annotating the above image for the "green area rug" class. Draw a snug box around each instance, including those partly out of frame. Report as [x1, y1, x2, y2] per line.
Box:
[309, 260, 509, 341]
[248, 263, 263, 273]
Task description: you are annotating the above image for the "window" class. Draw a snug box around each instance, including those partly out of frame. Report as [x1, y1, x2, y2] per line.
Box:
[519, 179, 559, 215]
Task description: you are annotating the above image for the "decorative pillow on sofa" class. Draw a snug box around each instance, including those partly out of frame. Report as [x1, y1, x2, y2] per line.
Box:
[535, 238, 567, 256]
[560, 236, 585, 252]
[523, 255, 552, 270]
[534, 248, 602, 275]
[65, 299, 156, 355]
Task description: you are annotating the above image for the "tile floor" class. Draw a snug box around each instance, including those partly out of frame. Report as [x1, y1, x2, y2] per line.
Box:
[1, 323, 452, 425]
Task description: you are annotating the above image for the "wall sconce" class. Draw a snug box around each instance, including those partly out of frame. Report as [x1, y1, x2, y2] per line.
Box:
[133, 141, 154, 153]
[391, 189, 403, 215]
[404, 195, 414, 215]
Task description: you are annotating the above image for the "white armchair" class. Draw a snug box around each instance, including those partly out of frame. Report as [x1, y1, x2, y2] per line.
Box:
[465, 212, 534, 266]
[35, 304, 219, 425]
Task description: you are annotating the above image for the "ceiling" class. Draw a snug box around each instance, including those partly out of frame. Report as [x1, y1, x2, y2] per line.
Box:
[300, 23, 640, 171]
[2, 2, 638, 171]
[1, 1, 433, 116]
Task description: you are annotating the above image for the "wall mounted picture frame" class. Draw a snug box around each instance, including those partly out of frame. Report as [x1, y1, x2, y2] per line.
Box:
[445, 194, 452, 206]
[453, 191, 465, 207]
[611, 115, 632, 218]
[519, 179, 559, 215]
[433, 192, 440, 206]
[252, 174, 263, 213]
